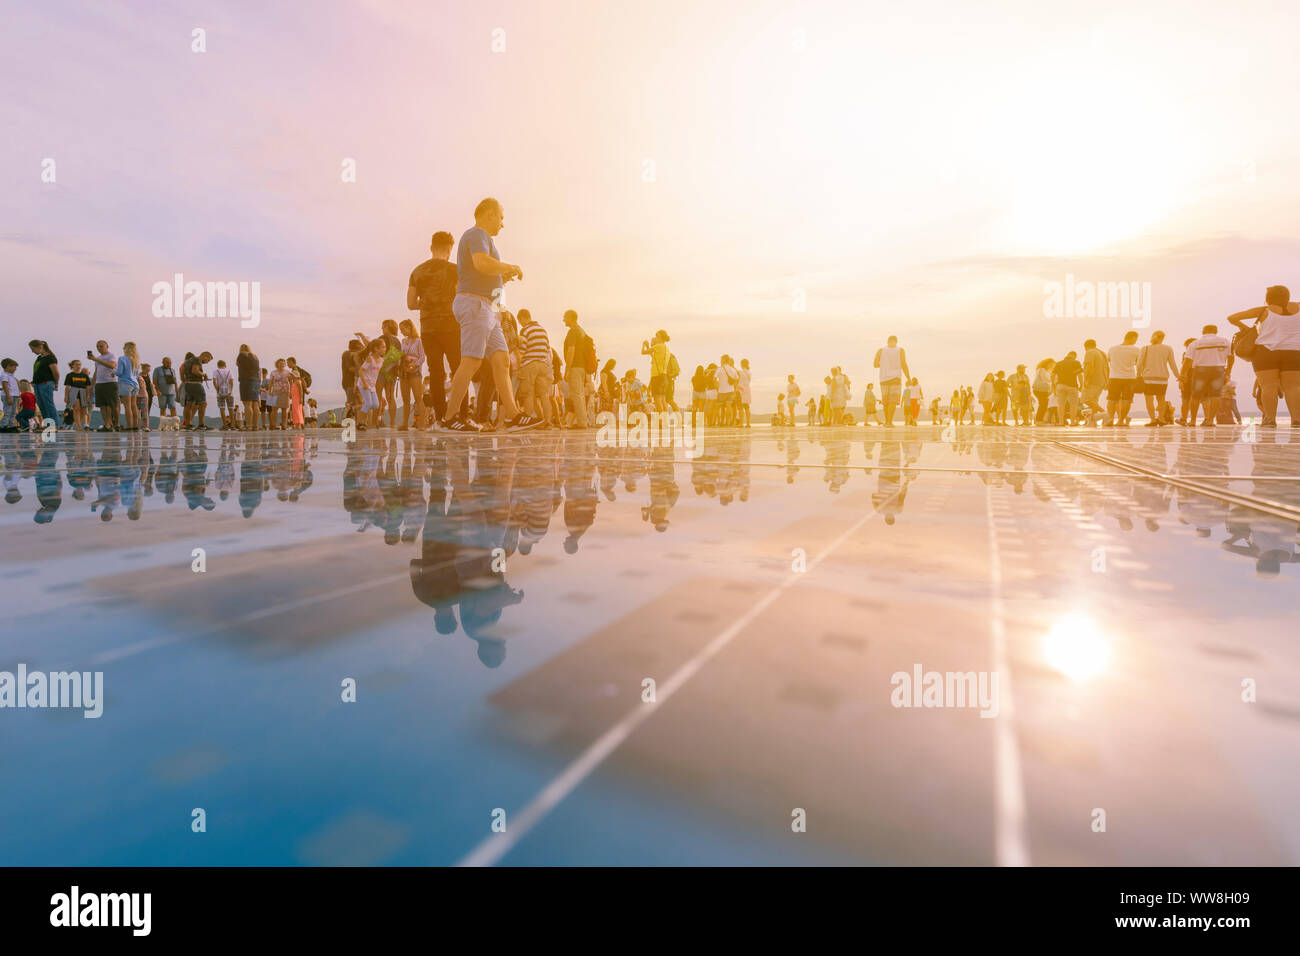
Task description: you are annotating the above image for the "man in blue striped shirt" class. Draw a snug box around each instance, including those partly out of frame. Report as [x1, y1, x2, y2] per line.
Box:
[516, 309, 553, 424]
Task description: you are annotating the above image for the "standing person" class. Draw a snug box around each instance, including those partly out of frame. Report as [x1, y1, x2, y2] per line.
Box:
[87, 341, 119, 431]
[212, 359, 236, 429]
[28, 340, 59, 427]
[738, 359, 753, 426]
[786, 375, 801, 426]
[1032, 359, 1054, 424]
[268, 358, 292, 429]
[516, 309, 553, 423]
[63, 359, 93, 431]
[0, 358, 19, 430]
[409, 231, 465, 425]
[1009, 365, 1032, 426]
[1186, 324, 1232, 427]
[806, 397, 817, 426]
[907, 377, 922, 426]
[1136, 330, 1180, 426]
[153, 357, 179, 421]
[397, 318, 426, 430]
[1081, 338, 1108, 425]
[439, 198, 540, 432]
[642, 330, 671, 414]
[340, 340, 363, 425]
[1176, 337, 1196, 425]
[1104, 330, 1141, 427]
[1228, 285, 1300, 427]
[703, 364, 720, 425]
[181, 351, 212, 430]
[873, 335, 911, 427]
[374, 319, 403, 428]
[865, 383, 880, 425]
[1053, 350, 1083, 425]
[289, 365, 305, 429]
[115, 342, 141, 431]
[829, 366, 849, 424]
[138, 362, 154, 431]
[691, 365, 707, 428]
[562, 311, 594, 429]
[717, 355, 740, 425]
[235, 345, 260, 430]
[977, 374, 994, 424]
[597, 358, 619, 417]
[259, 368, 272, 429]
[991, 372, 1008, 425]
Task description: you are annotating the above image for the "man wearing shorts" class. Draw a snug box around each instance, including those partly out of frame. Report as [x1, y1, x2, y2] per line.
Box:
[1186, 324, 1231, 426]
[440, 197, 541, 432]
[1136, 330, 1179, 426]
[1104, 330, 1140, 426]
[152, 357, 179, 419]
[236, 345, 260, 429]
[87, 340, 120, 431]
[63, 359, 93, 430]
[181, 351, 212, 429]
[873, 335, 910, 426]
[1082, 338, 1108, 423]
[213, 359, 236, 429]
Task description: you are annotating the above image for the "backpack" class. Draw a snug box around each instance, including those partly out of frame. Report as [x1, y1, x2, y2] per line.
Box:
[585, 334, 597, 372]
[667, 353, 680, 379]
[1231, 324, 1257, 360]
[297, 367, 312, 389]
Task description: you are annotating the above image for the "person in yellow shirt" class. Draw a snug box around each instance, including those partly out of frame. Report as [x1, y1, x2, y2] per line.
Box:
[641, 329, 671, 413]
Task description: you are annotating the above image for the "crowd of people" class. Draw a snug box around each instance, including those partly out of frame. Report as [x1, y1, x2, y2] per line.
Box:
[4, 187, 1298, 440]
[0, 339, 320, 433]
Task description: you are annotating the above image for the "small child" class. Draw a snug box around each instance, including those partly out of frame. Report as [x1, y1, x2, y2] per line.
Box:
[776, 393, 786, 426]
[306, 398, 318, 427]
[0, 358, 19, 430]
[16, 380, 38, 431]
[358, 340, 384, 428]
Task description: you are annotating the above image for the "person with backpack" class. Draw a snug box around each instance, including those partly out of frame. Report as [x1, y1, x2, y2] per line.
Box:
[563, 310, 593, 429]
[235, 345, 260, 430]
[642, 329, 671, 414]
[1135, 330, 1180, 426]
[152, 356, 179, 421]
[1227, 284, 1300, 428]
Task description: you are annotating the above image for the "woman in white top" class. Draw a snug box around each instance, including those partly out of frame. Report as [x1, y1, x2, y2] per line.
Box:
[1135, 330, 1181, 426]
[398, 318, 426, 430]
[1228, 285, 1300, 426]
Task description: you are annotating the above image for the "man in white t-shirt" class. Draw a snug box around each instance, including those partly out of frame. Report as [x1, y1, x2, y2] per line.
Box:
[1105, 330, 1141, 426]
[738, 359, 753, 427]
[87, 340, 120, 430]
[1187, 324, 1232, 426]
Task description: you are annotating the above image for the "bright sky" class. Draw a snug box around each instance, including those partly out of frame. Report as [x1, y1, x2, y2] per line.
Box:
[4, 0, 1299, 411]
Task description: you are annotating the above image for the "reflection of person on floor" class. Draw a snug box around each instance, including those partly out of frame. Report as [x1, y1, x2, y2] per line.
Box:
[872, 441, 911, 525]
[411, 443, 524, 667]
[643, 445, 679, 531]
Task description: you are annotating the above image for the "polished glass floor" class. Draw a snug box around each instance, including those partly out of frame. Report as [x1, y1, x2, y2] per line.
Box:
[2, 424, 1297, 865]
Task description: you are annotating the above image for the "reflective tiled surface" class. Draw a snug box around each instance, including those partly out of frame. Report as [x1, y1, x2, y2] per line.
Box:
[2, 425, 1298, 865]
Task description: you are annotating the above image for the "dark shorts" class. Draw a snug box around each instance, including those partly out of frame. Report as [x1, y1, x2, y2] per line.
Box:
[94, 382, 118, 407]
[1107, 378, 1136, 402]
[1140, 381, 1169, 401]
[239, 379, 260, 402]
[1252, 346, 1300, 373]
[650, 374, 667, 397]
[184, 383, 206, 404]
[1191, 367, 1226, 398]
